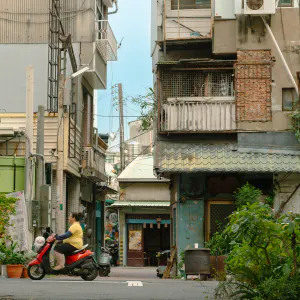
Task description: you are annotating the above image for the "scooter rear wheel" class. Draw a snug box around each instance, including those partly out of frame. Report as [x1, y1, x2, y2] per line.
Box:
[80, 265, 98, 281]
[28, 265, 46, 280]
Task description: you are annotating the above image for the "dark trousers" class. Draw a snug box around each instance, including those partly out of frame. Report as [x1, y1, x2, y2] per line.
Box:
[54, 243, 77, 256]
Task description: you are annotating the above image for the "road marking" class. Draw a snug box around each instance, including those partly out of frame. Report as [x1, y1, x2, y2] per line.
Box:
[127, 281, 143, 287]
[33, 280, 127, 284]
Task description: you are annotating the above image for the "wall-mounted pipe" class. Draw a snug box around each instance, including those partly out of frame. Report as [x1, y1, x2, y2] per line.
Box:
[261, 16, 299, 97]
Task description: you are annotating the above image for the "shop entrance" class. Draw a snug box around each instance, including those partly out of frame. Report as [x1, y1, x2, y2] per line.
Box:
[126, 214, 170, 267]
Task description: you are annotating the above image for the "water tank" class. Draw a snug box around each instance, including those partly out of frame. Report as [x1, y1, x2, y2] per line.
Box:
[126, 141, 142, 162]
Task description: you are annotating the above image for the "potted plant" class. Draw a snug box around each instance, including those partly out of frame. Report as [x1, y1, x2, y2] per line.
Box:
[6, 252, 26, 278]
[0, 252, 7, 277]
[206, 231, 229, 276]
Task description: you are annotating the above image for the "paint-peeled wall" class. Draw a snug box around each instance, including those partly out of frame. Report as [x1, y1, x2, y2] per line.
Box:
[275, 173, 300, 214]
[177, 174, 205, 254]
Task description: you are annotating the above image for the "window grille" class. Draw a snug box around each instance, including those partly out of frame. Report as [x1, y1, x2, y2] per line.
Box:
[161, 70, 234, 102]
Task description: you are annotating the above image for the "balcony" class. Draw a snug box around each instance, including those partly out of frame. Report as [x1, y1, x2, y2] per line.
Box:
[163, 0, 212, 42]
[96, 20, 118, 62]
[82, 146, 106, 182]
[159, 69, 236, 132]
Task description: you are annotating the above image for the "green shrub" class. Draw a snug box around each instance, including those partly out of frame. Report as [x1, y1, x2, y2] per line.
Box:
[6, 252, 26, 265]
[234, 182, 262, 207]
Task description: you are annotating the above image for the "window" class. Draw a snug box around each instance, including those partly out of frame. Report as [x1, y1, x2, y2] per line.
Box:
[171, 0, 211, 10]
[282, 88, 298, 111]
[278, 0, 293, 7]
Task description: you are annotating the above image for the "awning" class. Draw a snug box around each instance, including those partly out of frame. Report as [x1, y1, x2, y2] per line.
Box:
[110, 201, 170, 208]
[154, 141, 300, 173]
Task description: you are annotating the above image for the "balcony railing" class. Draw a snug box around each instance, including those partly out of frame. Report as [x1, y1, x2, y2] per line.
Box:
[96, 20, 117, 62]
[82, 146, 106, 182]
[164, 0, 212, 41]
[160, 98, 236, 132]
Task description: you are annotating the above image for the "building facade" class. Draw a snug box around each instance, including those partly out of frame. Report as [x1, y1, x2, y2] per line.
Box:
[111, 156, 170, 267]
[0, 0, 118, 251]
[151, 0, 300, 257]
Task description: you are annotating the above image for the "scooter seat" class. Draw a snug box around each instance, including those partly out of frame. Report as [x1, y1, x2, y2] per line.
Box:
[72, 244, 89, 254]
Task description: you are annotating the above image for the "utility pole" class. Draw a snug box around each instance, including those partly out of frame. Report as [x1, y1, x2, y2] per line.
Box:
[56, 46, 67, 234]
[35, 105, 45, 236]
[56, 73, 65, 234]
[118, 83, 125, 172]
[36, 106, 45, 193]
[25, 66, 34, 234]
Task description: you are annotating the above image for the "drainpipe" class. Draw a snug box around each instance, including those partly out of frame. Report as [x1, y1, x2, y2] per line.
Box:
[29, 153, 46, 185]
[108, 0, 118, 15]
[261, 16, 299, 97]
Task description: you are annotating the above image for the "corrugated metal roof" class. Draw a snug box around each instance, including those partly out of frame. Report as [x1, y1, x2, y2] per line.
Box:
[155, 141, 300, 173]
[110, 201, 170, 207]
[118, 156, 169, 182]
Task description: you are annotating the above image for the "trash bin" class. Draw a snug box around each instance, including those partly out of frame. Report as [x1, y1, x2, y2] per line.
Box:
[184, 248, 210, 279]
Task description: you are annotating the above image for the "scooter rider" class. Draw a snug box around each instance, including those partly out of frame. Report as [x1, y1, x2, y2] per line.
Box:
[52, 212, 84, 270]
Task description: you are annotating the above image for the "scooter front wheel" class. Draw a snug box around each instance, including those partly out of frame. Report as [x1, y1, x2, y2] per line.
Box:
[28, 265, 46, 280]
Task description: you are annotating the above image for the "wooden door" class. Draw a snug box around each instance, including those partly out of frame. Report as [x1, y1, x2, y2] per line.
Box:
[205, 200, 235, 241]
[127, 224, 144, 267]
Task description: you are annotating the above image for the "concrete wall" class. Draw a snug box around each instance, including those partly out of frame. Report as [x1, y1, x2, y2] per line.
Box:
[213, 8, 300, 132]
[0, 0, 96, 44]
[0, 43, 80, 112]
[120, 182, 170, 201]
[274, 173, 300, 214]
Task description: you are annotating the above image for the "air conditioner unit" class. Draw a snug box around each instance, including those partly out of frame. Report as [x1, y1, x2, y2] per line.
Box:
[243, 0, 276, 15]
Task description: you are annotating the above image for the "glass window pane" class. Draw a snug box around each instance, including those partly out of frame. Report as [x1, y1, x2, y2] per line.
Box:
[283, 88, 293, 110]
[171, 0, 210, 10]
[279, 0, 293, 6]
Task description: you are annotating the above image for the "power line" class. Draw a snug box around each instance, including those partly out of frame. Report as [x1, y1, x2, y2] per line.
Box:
[95, 114, 142, 118]
[107, 129, 152, 150]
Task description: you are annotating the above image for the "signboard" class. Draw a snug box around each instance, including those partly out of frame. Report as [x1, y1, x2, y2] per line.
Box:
[128, 230, 142, 251]
[6, 191, 30, 251]
[109, 213, 118, 223]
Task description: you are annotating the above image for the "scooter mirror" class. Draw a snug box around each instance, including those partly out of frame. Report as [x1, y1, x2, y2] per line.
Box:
[87, 228, 93, 238]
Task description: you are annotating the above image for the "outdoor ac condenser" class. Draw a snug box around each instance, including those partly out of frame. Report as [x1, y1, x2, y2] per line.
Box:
[243, 0, 276, 15]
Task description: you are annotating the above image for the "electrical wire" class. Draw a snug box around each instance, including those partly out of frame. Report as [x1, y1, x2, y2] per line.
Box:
[107, 129, 151, 151]
[96, 114, 142, 118]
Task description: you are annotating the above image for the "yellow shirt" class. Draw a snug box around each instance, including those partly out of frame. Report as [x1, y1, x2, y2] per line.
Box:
[63, 222, 83, 249]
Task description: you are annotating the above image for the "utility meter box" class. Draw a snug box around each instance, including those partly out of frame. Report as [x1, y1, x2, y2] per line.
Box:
[32, 185, 52, 228]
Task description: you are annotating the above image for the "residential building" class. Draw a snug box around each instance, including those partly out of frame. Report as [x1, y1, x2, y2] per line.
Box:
[151, 0, 300, 256]
[0, 0, 118, 251]
[111, 156, 170, 267]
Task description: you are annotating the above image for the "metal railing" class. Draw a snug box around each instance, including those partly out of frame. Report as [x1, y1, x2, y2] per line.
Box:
[95, 20, 118, 62]
[160, 99, 236, 132]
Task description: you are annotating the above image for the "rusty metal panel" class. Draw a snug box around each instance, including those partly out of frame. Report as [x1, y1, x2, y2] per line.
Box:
[0, 0, 96, 43]
[161, 99, 236, 132]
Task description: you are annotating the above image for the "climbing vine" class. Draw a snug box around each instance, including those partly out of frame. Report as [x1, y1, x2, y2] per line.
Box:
[290, 110, 300, 142]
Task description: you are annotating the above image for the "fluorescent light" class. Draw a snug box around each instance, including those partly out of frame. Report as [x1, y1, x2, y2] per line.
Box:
[71, 67, 90, 79]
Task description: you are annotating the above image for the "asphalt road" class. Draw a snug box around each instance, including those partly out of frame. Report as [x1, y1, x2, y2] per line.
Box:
[0, 278, 218, 300]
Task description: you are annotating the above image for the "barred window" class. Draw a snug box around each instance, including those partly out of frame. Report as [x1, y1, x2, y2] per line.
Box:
[161, 70, 234, 101]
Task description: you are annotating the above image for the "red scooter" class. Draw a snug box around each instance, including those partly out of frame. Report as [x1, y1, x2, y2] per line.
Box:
[27, 236, 99, 281]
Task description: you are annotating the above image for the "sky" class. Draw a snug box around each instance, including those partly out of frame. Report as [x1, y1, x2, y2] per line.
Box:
[97, 0, 153, 139]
